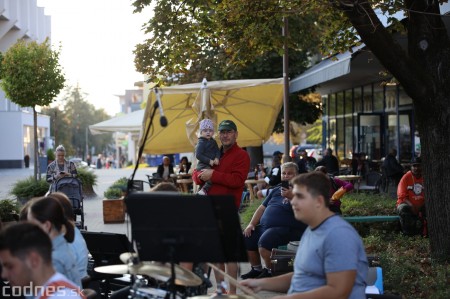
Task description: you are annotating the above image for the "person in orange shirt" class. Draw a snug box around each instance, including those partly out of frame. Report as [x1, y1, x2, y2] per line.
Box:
[396, 157, 426, 236]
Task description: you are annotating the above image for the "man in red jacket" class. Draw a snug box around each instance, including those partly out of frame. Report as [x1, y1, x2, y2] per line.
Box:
[199, 119, 250, 294]
[396, 157, 426, 236]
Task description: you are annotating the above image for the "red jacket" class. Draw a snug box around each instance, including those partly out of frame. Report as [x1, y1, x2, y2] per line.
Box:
[209, 143, 250, 208]
[396, 171, 425, 211]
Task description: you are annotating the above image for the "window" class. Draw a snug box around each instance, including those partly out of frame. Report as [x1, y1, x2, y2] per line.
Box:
[354, 87, 362, 113]
[363, 84, 373, 112]
[337, 92, 344, 115]
[329, 94, 336, 117]
[373, 84, 384, 112]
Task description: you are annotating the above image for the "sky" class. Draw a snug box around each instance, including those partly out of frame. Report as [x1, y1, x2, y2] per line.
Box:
[37, 0, 152, 116]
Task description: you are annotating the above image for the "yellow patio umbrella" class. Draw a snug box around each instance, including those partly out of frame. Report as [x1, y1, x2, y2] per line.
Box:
[139, 78, 284, 154]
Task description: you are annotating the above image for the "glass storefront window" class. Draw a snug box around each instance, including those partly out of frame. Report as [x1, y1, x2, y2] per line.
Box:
[399, 114, 412, 162]
[385, 86, 397, 112]
[329, 94, 336, 117]
[373, 84, 384, 112]
[328, 118, 336, 150]
[363, 84, 373, 112]
[387, 114, 398, 155]
[337, 92, 344, 115]
[345, 116, 353, 158]
[354, 87, 362, 113]
[337, 117, 344, 159]
[359, 114, 381, 160]
[344, 89, 353, 115]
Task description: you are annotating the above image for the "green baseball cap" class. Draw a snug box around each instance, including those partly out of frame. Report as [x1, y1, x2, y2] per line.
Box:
[218, 120, 237, 131]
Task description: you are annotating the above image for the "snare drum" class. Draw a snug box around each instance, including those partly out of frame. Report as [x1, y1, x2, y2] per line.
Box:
[132, 287, 180, 299]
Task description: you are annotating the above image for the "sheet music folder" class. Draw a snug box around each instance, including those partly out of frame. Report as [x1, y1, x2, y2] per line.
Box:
[125, 192, 248, 263]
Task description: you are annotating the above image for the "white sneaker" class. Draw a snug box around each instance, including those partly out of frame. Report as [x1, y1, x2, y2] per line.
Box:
[197, 189, 207, 195]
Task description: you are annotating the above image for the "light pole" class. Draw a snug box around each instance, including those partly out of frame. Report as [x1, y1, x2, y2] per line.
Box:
[85, 127, 89, 160]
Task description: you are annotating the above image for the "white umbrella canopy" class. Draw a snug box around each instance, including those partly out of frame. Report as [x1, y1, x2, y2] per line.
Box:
[89, 109, 145, 135]
[139, 78, 284, 154]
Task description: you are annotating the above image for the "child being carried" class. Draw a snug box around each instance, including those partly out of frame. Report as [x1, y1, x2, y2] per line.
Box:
[195, 119, 220, 195]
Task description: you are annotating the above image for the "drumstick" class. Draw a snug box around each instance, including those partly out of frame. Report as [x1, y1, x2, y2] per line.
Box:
[207, 263, 263, 299]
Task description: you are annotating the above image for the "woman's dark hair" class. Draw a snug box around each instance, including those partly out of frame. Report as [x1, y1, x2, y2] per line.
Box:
[29, 196, 75, 243]
[48, 192, 75, 221]
[19, 197, 41, 221]
[151, 182, 178, 192]
[180, 156, 189, 163]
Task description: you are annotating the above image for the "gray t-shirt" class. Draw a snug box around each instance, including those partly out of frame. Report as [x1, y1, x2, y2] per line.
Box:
[288, 215, 368, 298]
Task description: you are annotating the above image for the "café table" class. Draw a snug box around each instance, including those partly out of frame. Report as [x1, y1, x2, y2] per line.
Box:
[335, 175, 362, 192]
[244, 179, 266, 200]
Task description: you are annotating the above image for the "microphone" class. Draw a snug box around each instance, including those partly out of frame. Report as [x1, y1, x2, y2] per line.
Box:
[154, 87, 168, 127]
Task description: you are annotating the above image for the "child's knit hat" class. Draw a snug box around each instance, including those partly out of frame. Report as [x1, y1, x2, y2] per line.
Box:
[199, 119, 214, 131]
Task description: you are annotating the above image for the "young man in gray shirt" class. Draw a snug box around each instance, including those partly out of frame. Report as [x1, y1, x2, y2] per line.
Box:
[241, 171, 368, 299]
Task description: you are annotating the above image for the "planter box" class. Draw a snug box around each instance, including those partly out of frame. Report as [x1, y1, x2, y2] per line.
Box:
[102, 198, 125, 223]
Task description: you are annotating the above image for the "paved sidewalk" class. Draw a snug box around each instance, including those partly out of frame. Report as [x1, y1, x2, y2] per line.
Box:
[0, 167, 283, 298]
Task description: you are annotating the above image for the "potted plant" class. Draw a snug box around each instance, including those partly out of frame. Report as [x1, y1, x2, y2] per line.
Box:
[102, 177, 128, 223]
[10, 177, 49, 204]
[77, 167, 98, 197]
[0, 199, 20, 226]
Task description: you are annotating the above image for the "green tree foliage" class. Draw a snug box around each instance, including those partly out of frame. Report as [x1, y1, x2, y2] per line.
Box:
[133, 0, 450, 261]
[0, 39, 65, 180]
[132, 0, 323, 127]
[41, 86, 112, 159]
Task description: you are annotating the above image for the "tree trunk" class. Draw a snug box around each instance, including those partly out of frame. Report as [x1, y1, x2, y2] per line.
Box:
[338, 0, 450, 261]
[416, 98, 450, 262]
[33, 107, 39, 181]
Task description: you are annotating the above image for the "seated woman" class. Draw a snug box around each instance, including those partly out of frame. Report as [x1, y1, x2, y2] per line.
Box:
[49, 192, 89, 281]
[27, 196, 82, 287]
[178, 156, 192, 174]
[315, 166, 354, 214]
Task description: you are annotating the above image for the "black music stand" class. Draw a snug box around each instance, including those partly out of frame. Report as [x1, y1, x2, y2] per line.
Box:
[125, 193, 247, 298]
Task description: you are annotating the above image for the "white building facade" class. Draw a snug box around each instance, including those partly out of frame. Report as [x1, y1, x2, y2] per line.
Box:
[0, 0, 51, 168]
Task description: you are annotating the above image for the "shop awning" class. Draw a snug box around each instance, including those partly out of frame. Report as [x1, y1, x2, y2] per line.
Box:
[290, 44, 365, 93]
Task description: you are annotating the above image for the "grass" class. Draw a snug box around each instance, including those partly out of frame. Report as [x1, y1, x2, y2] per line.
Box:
[239, 192, 450, 298]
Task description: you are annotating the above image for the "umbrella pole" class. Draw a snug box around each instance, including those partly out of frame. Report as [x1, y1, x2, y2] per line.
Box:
[282, 17, 290, 162]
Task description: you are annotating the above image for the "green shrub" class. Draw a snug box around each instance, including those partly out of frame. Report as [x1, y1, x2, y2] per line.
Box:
[103, 177, 128, 199]
[10, 177, 49, 199]
[111, 177, 128, 190]
[103, 187, 123, 199]
[0, 199, 21, 222]
[77, 167, 98, 188]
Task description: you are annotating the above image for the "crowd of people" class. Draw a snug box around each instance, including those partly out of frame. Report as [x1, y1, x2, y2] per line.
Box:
[0, 129, 426, 298]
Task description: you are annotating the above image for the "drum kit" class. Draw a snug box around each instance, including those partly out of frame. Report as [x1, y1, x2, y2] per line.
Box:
[94, 252, 255, 299]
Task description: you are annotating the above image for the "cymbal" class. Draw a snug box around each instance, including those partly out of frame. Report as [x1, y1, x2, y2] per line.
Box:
[94, 262, 202, 286]
[119, 252, 139, 264]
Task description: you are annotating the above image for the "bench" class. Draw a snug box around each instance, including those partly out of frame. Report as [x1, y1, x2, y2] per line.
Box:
[343, 216, 400, 223]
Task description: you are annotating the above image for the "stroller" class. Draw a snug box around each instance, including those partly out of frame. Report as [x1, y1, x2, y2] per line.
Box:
[50, 176, 85, 230]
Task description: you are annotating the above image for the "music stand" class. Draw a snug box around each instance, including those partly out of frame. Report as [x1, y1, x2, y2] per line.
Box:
[125, 192, 248, 298]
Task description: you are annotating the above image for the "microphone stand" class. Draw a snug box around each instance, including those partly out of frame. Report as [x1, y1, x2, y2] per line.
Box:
[126, 94, 159, 195]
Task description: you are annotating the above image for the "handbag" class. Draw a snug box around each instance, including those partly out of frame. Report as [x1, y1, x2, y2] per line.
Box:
[270, 248, 296, 275]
